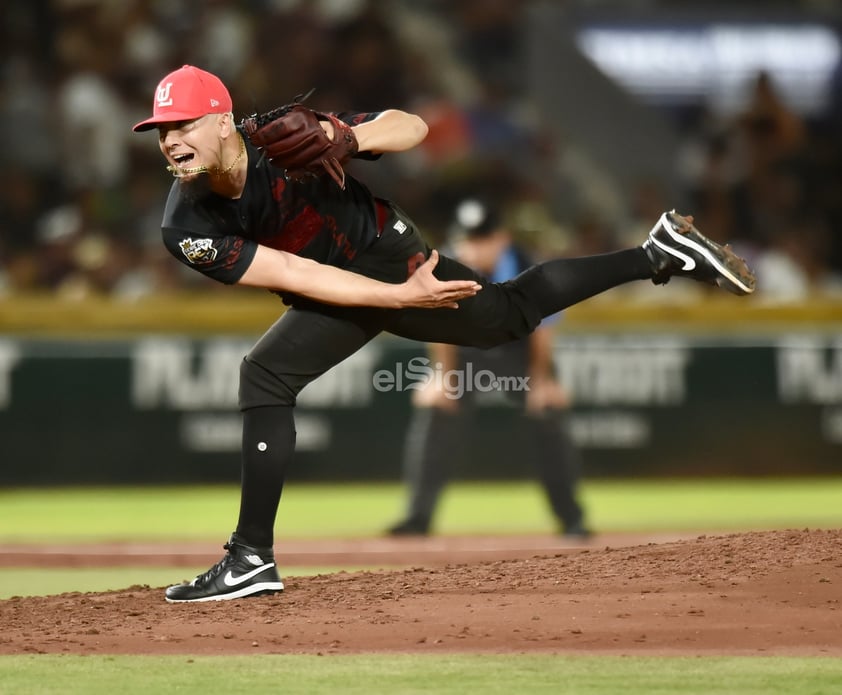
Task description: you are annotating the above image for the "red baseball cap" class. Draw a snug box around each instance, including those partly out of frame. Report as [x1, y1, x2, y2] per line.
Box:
[132, 65, 232, 132]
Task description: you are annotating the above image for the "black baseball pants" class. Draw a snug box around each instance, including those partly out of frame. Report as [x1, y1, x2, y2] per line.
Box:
[234, 204, 652, 546]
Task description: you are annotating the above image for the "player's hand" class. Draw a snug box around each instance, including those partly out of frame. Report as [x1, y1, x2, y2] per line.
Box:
[396, 250, 482, 309]
[411, 379, 460, 412]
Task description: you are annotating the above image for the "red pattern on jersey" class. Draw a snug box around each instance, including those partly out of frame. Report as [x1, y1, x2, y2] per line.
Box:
[407, 252, 426, 279]
[273, 205, 358, 262]
[222, 237, 246, 272]
[271, 177, 287, 201]
[276, 205, 323, 255]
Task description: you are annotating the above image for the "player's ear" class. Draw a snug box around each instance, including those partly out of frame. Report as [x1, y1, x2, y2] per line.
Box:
[218, 112, 235, 137]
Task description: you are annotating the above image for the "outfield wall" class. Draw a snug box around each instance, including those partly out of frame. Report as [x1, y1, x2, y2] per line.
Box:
[1, 299, 840, 484]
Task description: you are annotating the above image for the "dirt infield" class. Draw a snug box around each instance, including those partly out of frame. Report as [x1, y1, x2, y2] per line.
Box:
[1, 529, 840, 656]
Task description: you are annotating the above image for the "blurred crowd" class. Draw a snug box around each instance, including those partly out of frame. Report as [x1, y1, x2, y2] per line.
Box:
[2, 0, 841, 302]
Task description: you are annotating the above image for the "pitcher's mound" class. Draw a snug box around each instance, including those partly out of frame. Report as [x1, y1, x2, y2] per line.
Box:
[1, 529, 839, 656]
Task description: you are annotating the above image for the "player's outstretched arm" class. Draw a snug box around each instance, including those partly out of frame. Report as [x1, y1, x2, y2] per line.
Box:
[351, 109, 428, 153]
[238, 246, 481, 309]
[317, 109, 428, 154]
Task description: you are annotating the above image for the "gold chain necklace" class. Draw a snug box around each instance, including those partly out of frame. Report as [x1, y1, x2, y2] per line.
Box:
[213, 133, 246, 176]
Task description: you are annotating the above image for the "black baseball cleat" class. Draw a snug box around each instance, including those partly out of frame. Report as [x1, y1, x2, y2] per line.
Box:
[561, 522, 593, 540]
[165, 533, 284, 603]
[386, 517, 430, 536]
[642, 210, 756, 296]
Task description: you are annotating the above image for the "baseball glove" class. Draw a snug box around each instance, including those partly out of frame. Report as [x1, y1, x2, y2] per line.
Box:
[242, 91, 359, 189]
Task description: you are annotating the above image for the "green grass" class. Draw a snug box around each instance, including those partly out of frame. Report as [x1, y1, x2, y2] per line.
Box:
[1, 477, 840, 544]
[1, 654, 841, 695]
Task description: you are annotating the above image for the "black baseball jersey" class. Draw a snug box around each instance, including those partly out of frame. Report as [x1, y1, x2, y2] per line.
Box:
[161, 112, 384, 285]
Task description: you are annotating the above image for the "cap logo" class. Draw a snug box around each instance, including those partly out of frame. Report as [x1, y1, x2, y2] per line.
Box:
[156, 82, 174, 108]
[210, 98, 220, 107]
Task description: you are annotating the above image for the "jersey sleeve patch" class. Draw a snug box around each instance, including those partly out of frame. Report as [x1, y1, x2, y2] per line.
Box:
[178, 237, 219, 264]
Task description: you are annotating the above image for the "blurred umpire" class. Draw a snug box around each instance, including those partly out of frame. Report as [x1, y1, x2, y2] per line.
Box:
[388, 199, 591, 538]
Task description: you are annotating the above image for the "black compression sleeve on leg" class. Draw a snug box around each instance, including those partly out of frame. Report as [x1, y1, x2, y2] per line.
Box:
[510, 248, 652, 318]
[235, 405, 296, 548]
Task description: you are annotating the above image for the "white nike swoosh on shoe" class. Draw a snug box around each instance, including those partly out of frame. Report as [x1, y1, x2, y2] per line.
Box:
[662, 226, 754, 294]
[651, 235, 697, 271]
[223, 563, 275, 587]
[165, 579, 284, 603]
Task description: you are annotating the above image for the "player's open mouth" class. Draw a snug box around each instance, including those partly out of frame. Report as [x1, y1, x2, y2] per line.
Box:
[167, 152, 209, 177]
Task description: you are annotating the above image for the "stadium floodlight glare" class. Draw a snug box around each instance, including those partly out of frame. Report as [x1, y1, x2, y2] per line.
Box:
[577, 23, 841, 115]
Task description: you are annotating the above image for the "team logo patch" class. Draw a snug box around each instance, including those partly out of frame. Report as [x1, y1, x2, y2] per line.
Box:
[179, 237, 218, 264]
